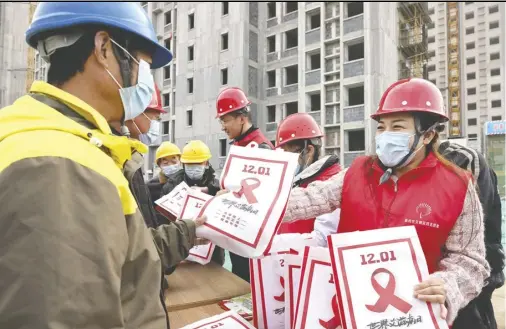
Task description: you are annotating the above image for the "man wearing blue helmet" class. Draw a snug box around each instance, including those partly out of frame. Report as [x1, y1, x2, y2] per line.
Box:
[0, 3, 179, 329]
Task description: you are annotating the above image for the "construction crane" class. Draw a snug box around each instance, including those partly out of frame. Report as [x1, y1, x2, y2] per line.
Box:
[25, 2, 37, 92]
[398, 2, 431, 79]
[447, 2, 461, 137]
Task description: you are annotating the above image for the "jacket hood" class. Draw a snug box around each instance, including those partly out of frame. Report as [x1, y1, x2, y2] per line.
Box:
[0, 81, 147, 168]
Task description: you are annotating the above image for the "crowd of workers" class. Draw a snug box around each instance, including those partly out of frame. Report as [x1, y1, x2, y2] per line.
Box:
[0, 2, 503, 329]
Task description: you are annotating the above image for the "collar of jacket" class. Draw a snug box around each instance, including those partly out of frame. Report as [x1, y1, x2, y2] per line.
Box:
[0, 81, 147, 168]
[231, 125, 258, 145]
[294, 155, 340, 183]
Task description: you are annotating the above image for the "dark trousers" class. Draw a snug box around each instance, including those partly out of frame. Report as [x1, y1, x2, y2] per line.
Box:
[452, 287, 497, 329]
[230, 252, 250, 283]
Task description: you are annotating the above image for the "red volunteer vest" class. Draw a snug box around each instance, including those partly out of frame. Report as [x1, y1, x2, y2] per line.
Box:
[233, 128, 274, 149]
[278, 163, 342, 234]
[339, 153, 469, 274]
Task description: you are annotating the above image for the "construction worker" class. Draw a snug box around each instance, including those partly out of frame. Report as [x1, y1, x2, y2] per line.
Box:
[275, 113, 341, 245]
[148, 141, 183, 201]
[216, 87, 274, 149]
[117, 88, 204, 286]
[0, 3, 195, 328]
[125, 83, 164, 144]
[216, 87, 273, 282]
[282, 78, 489, 325]
[160, 140, 225, 266]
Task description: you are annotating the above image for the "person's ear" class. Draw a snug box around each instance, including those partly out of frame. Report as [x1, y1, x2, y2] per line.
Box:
[306, 144, 315, 160]
[423, 131, 436, 145]
[94, 31, 112, 68]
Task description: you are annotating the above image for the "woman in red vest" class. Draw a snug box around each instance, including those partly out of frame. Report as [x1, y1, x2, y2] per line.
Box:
[275, 113, 341, 245]
[282, 78, 489, 325]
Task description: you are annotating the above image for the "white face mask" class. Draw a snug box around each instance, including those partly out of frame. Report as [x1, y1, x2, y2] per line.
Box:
[185, 164, 206, 181]
[161, 163, 181, 177]
[105, 39, 155, 121]
[136, 113, 160, 145]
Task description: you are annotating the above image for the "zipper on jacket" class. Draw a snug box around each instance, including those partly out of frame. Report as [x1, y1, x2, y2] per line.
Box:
[382, 179, 399, 227]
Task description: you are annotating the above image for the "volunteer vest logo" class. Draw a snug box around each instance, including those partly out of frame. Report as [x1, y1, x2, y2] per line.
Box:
[404, 202, 439, 229]
[415, 203, 432, 219]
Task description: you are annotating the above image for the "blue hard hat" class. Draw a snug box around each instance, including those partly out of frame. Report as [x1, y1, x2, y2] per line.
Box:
[26, 2, 172, 69]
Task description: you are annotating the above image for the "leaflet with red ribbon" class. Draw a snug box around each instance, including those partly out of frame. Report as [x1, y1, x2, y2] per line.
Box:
[283, 254, 305, 329]
[250, 234, 317, 329]
[179, 310, 255, 329]
[180, 189, 215, 265]
[293, 247, 341, 329]
[154, 181, 190, 220]
[197, 142, 299, 258]
[327, 226, 448, 329]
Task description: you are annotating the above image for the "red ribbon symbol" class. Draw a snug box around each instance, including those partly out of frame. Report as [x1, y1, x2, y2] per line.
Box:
[233, 178, 261, 204]
[319, 294, 341, 329]
[365, 268, 412, 314]
[273, 276, 285, 302]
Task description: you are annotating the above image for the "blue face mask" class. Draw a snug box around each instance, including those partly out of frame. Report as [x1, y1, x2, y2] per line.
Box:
[161, 163, 181, 177]
[375, 131, 421, 168]
[139, 118, 161, 145]
[106, 39, 155, 121]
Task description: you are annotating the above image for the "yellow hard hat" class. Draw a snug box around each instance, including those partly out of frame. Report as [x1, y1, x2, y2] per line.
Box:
[181, 140, 212, 164]
[155, 142, 181, 163]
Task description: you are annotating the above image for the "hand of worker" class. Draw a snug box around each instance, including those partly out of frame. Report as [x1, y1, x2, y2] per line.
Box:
[194, 215, 207, 227]
[413, 277, 447, 319]
[191, 186, 209, 194]
[216, 189, 230, 197]
[195, 238, 210, 245]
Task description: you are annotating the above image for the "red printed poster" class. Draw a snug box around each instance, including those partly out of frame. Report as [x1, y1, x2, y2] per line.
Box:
[180, 310, 255, 329]
[154, 181, 190, 219]
[293, 247, 341, 329]
[283, 254, 305, 329]
[328, 226, 449, 329]
[250, 234, 317, 329]
[197, 143, 299, 258]
[180, 190, 215, 265]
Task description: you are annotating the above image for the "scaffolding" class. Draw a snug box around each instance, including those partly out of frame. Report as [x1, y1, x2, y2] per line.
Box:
[25, 2, 37, 92]
[398, 2, 431, 79]
[447, 2, 461, 137]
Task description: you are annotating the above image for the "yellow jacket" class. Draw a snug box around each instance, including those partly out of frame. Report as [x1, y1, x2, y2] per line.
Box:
[0, 81, 168, 329]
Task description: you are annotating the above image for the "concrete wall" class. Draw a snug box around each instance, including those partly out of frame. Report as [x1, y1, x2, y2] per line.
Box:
[363, 2, 399, 154]
[0, 2, 30, 108]
[172, 2, 252, 173]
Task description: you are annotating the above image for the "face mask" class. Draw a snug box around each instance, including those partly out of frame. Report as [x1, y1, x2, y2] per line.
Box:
[376, 131, 424, 168]
[138, 113, 161, 145]
[295, 164, 303, 176]
[161, 163, 181, 177]
[185, 165, 206, 181]
[294, 147, 310, 176]
[106, 39, 155, 121]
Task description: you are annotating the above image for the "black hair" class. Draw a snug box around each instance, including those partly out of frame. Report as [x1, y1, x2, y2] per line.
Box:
[46, 25, 156, 87]
[228, 107, 251, 121]
[285, 138, 322, 164]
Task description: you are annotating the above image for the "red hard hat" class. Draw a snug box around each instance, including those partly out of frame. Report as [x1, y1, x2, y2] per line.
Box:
[146, 84, 166, 113]
[276, 113, 324, 148]
[215, 87, 251, 118]
[371, 78, 448, 122]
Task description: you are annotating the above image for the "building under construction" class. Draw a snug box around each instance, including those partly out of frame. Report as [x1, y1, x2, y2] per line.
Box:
[397, 2, 431, 80]
[26, 2, 37, 92]
[446, 2, 461, 138]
